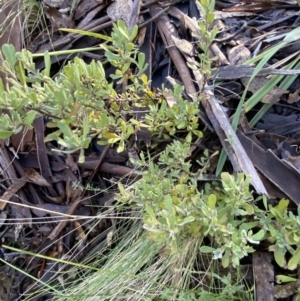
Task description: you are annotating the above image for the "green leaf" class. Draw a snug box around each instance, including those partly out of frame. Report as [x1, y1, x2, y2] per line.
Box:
[117, 139, 125, 152]
[105, 51, 122, 62]
[207, 12, 215, 24]
[177, 216, 195, 226]
[82, 117, 89, 138]
[117, 20, 129, 39]
[277, 199, 289, 214]
[15, 60, 26, 87]
[2, 44, 16, 69]
[240, 221, 260, 232]
[164, 195, 173, 214]
[0, 130, 14, 139]
[284, 26, 300, 43]
[81, 137, 91, 149]
[249, 229, 265, 241]
[269, 245, 286, 268]
[263, 195, 268, 210]
[276, 275, 297, 284]
[102, 132, 119, 139]
[242, 203, 254, 215]
[130, 24, 138, 41]
[200, 246, 215, 253]
[57, 122, 71, 136]
[137, 52, 145, 69]
[0, 78, 4, 94]
[108, 136, 120, 144]
[220, 172, 232, 187]
[57, 138, 72, 148]
[295, 294, 300, 301]
[43, 51, 51, 77]
[78, 148, 85, 163]
[207, 194, 216, 209]
[126, 125, 135, 137]
[145, 204, 157, 222]
[287, 246, 300, 270]
[23, 110, 37, 127]
[221, 250, 230, 268]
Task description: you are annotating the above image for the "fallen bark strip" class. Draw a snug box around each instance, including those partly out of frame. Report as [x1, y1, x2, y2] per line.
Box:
[237, 130, 300, 204]
[253, 252, 274, 301]
[203, 90, 268, 195]
[213, 65, 300, 80]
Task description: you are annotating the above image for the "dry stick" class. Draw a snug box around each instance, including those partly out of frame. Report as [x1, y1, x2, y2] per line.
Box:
[204, 91, 268, 195]
[138, 6, 170, 29]
[149, 4, 197, 96]
[210, 43, 230, 65]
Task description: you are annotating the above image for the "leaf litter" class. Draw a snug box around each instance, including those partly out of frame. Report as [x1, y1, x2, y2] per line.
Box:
[1, 0, 300, 300]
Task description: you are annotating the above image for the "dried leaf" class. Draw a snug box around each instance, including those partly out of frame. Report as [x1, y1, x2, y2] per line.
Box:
[24, 168, 51, 187]
[44, 194, 65, 204]
[163, 88, 177, 107]
[287, 88, 300, 104]
[228, 45, 251, 65]
[172, 35, 195, 56]
[10, 127, 34, 152]
[74, 221, 86, 240]
[261, 88, 289, 104]
[0, 178, 26, 210]
[136, 22, 147, 45]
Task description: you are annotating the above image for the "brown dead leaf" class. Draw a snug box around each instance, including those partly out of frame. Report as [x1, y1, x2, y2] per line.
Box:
[241, 76, 269, 93]
[0, 178, 26, 210]
[136, 20, 147, 46]
[228, 45, 251, 65]
[10, 127, 34, 152]
[66, 154, 80, 174]
[172, 35, 195, 56]
[24, 168, 51, 187]
[287, 88, 300, 104]
[261, 88, 289, 104]
[74, 221, 86, 240]
[163, 88, 177, 108]
[44, 194, 65, 204]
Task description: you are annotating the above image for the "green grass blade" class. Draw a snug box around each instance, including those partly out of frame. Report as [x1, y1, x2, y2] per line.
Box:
[216, 42, 287, 176]
[59, 28, 113, 42]
[250, 57, 300, 127]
